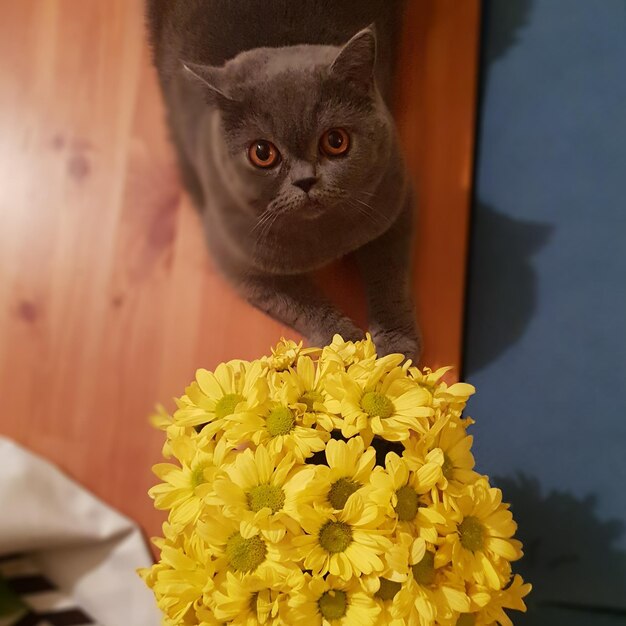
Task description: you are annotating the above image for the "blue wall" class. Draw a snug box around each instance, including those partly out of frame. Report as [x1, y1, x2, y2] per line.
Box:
[465, 1, 626, 623]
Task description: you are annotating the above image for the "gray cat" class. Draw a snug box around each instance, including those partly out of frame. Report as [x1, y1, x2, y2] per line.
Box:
[146, 0, 422, 360]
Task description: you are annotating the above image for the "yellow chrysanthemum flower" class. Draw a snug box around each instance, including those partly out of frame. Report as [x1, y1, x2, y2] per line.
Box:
[404, 417, 480, 498]
[174, 360, 268, 432]
[138, 532, 215, 625]
[142, 336, 529, 626]
[394, 539, 470, 626]
[278, 355, 339, 431]
[319, 333, 377, 371]
[292, 492, 391, 577]
[369, 452, 445, 543]
[289, 574, 381, 626]
[361, 571, 412, 626]
[325, 358, 433, 441]
[213, 568, 301, 625]
[436, 479, 523, 590]
[305, 437, 377, 512]
[461, 574, 531, 626]
[196, 515, 289, 580]
[226, 400, 329, 461]
[265, 338, 320, 371]
[209, 445, 314, 542]
[409, 366, 476, 414]
[149, 435, 232, 529]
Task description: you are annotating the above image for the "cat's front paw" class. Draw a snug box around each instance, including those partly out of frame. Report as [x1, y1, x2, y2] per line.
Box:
[371, 327, 423, 364]
[307, 320, 364, 349]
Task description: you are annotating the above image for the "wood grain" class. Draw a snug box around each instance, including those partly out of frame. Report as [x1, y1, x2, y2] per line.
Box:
[395, 0, 481, 371]
[0, 1, 480, 541]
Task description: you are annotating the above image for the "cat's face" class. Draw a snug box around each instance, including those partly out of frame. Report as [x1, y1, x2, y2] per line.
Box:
[186, 29, 395, 254]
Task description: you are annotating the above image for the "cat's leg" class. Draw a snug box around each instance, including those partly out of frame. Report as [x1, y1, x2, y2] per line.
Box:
[354, 195, 423, 362]
[237, 273, 363, 348]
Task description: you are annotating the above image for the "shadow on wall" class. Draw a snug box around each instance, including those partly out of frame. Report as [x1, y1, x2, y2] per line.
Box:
[494, 474, 626, 624]
[468, 2, 626, 624]
[465, 1, 548, 375]
[464, 204, 553, 374]
[482, 0, 535, 67]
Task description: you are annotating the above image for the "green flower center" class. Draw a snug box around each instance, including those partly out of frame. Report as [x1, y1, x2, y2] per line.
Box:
[226, 532, 267, 572]
[456, 614, 477, 626]
[412, 551, 436, 586]
[459, 516, 485, 552]
[318, 520, 353, 553]
[266, 406, 295, 436]
[395, 485, 420, 521]
[215, 393, 244, 419]
[246, 484, 285, 513]
[442, 453, 454, 479]
[328, 478, 361, 510]
[190, 465, 207, 489]
[375, 578, 402, 602]
[299, 390, 323, 411]
[318, 590, 347, 620]
[360, 391, 394, 418]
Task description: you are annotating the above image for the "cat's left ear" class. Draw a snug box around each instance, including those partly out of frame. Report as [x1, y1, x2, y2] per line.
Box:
[181, 61, 235, 104]
[330, 25, 377, 89]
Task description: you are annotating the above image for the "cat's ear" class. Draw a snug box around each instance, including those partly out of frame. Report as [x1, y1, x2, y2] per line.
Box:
[181, 61, 235, 104]
[330, 25, 377, 89]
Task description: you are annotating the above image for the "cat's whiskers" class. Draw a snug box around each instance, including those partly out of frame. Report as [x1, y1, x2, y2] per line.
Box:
[257, 213, 279, 247]
[354, 189, 377, 198]
[250, 192, 288, 235]
[345, 195, 384, 226]
[255, 211, 277, 244]
[346, 197, 384, 227]
[252, 200, 294, 247]
[250, 210, 274, 236]
[333, 186, 383, 227]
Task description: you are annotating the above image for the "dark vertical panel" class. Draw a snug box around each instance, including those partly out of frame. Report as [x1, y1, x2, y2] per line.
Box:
[465, 0, 626, 622]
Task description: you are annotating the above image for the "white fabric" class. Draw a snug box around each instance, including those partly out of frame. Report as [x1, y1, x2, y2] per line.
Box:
[0, 437, 160, 626]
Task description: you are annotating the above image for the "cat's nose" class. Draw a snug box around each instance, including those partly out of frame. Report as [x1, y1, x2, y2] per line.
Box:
[292, 177, 318, 193]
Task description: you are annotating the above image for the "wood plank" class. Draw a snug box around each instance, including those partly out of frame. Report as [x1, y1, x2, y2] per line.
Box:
[0, 0, 480, 541]
[394, 0, 481, 371]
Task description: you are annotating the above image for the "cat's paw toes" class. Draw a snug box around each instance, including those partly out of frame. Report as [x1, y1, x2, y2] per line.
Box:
[308, 322, 363, 348]
[336, 325, 365, 344]
[371, 328, 423, 363]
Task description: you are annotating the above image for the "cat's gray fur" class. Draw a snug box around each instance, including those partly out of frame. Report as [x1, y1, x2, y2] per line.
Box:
[146, 0, 422, 359]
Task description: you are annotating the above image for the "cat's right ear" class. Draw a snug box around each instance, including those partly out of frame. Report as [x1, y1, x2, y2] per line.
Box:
[181, 61, 234, 105]
[330, 25, 377, 90]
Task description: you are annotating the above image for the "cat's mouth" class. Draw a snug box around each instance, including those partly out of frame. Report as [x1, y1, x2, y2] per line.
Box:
[300, 198, 326, 220]
[260, 194, 333, 228]
[277, 196, 328, 221]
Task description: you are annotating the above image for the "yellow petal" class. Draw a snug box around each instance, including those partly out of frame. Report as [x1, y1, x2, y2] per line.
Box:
[416, 462, 442, 490]
[196, 368, 223, 398]
[410, 538, 426, 564]
[486, 537, 522, 561]
[441, 586, 470, 612]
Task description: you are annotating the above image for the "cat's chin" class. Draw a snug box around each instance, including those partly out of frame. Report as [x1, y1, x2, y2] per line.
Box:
[299, 199, 327, 220]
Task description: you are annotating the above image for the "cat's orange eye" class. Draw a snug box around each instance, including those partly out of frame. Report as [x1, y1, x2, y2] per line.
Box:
[320, 128, 350, 157]
[248, 140, 280, 168]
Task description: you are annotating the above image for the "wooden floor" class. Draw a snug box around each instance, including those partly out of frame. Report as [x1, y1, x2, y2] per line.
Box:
[0, 1, 479, 541]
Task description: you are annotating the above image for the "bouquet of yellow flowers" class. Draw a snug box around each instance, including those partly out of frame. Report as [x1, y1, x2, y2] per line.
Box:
[140, 335, 530, 626]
